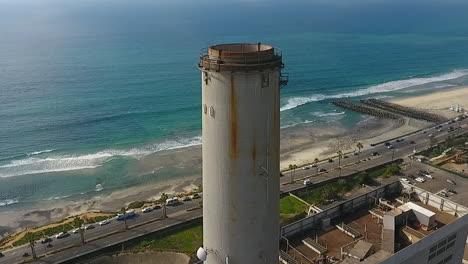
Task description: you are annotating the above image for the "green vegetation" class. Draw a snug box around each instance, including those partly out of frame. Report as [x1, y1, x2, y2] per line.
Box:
[280, 196, 307, 214]
[280, 212, 307, 226]
[127, 201, 146, 209]
[422, 134, 468, 159]
[135, 223, 203, 253]
[297, 164, 400, 205]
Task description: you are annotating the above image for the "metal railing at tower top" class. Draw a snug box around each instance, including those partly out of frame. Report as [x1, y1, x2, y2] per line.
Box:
[198, 47, 284, 72]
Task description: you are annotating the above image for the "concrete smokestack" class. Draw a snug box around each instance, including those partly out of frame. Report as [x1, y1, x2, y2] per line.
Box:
[199, 43, 286, 263]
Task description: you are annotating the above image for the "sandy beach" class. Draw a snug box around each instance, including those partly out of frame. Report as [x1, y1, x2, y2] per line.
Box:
[391, 86, 468, 119]
[1, 86, 467, 238]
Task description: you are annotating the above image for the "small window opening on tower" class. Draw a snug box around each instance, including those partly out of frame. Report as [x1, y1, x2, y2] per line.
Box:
[203, 104, 208, 114]
[261, 73, 269, 88]
[204, 71, 210, 85]
[209, 106, 215, 117]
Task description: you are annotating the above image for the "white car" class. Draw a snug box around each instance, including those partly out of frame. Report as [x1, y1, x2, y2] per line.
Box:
[303, 179, 312, 186]
[56, 232, 69, 239]
[84, 225, 94, 230]
[415, 177, 426, 183]
[142, 207, 153, 213]
[303, 166, 310, 170]
[401, 178, 409, 183]
[72, 228, 80, 234]
[99, 219, 110, 226]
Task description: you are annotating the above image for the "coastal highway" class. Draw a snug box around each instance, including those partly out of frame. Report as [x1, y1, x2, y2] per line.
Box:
[1, 119, 467, 264]
[279, 118, 468, 192]
[0, 199, 202, 264]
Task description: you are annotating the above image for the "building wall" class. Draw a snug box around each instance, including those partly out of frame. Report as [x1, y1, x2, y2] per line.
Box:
[202, 69, 281, 263]
[380, 214, 468, 264]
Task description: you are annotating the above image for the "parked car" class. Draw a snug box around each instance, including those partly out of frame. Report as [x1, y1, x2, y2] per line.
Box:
[415, 177, 426, 183]
[319, 168, 327, 172]
[353, 152, 359, 156]
[22, 252, 30, 257]
[84, 225, 94, 230]
[372, 152, 380, 156]
[410, 140, 416, 144]
[447, 179, 456, 185]
[384, 142, 391, 146]
[152, 204, 162, 210]
[99, 219, 111, 226]
[55, 232, 69, 239]
[438, 191, 448, 198]
[343, 155, 349, 159]
[387, 145, 394, 149]
[447, 189, 457, 194]
[165, 197, 180, 206]
[0, 252, 4, 257]
[182, 196, 191, 202]
[303, 179, 312, 186]
[190, 193, 201, 199]
[311, 164, 317, 167]
[370, 143, 376, 147]
[401, 178, 409, 183]
[303, 166, 310, 170]
[419, 170, 433, 179]
[328, 159, 334, 163]
[72, 228, 81, 234]
[408, 175, 416, 180]
[41, 238, 52, 244]
[142, 207, 153, 213]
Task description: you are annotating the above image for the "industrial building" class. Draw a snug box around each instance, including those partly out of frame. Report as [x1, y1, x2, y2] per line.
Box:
[279, 180, 468, 264]
[198, 43, 287, 263]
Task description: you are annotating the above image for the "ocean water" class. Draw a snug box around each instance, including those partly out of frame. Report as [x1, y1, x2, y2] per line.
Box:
[2, 31, 468, 211]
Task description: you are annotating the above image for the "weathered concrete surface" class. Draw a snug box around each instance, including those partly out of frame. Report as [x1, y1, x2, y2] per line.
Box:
[85, 251, 190, 264]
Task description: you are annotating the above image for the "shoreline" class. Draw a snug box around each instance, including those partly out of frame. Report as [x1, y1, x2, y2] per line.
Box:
[1, 85, 468, 237]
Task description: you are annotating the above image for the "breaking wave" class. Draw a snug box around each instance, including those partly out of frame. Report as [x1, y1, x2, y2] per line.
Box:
[310, 111, 345, 118]
[281, 119, 314, 129]
[280, 69, 468, 112]
[0, 136, 202, 178]
[0, 198, 19, 207]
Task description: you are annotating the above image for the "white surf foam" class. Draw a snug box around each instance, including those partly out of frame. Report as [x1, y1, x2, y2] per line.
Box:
[0, 198, 19, 207]
[27, 149, 54, 156]
[0, 136, 202, 178]
[310, 111, 345, 118]
[280, 69, 468, 112]
[281, 119, 314, 129]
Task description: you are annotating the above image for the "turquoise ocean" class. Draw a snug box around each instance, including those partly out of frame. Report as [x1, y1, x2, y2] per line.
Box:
[2, 30, 468, 212]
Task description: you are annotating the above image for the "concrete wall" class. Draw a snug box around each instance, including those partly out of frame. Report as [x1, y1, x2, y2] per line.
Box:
[401, 183, 468, 217]
[84, 252, 190, 264]
[380, 215, 468, 264]
[281, 181, 401, 238]
[201, 45, 282, 263]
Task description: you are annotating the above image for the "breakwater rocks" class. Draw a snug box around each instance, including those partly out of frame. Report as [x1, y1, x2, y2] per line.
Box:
[361, 99, 447, 123]
[332, 101, 404, 123]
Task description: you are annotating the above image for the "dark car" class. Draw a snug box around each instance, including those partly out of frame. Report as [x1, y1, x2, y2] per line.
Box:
[372, 152, 379, 156]
[22, 253, 30, 257]
[343, 155, 349, 159]
[447, 189, 457, 194]
[384, 142, 391, 146]
[408, 175, 416, 180]
[41, 238, 52, 244]
[370, 143, 376, 147]
[410, 141, 416, 144]
[0, 252, 4, 257]
[319, 168, 327, 172]
[328, 159, 334, 163]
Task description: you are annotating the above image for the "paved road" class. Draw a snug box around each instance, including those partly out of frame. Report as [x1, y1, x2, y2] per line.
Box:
[1, 119, 467, 264]
[1, 199, 202, 264]
[279, 119, 468, 192]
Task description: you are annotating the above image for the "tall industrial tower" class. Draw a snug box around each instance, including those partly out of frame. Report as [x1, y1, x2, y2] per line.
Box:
[199, 43, 287, 263]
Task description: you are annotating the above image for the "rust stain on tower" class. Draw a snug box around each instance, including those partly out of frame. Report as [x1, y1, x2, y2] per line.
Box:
[230, 75, 238, 158]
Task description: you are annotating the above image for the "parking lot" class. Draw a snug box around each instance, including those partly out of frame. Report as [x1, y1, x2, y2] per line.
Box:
[401, 160, 468, 206]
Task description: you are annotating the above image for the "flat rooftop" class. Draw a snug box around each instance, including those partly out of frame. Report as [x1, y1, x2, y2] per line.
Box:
[402, 160, 468, 207]
[283, 198, 459, 263]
